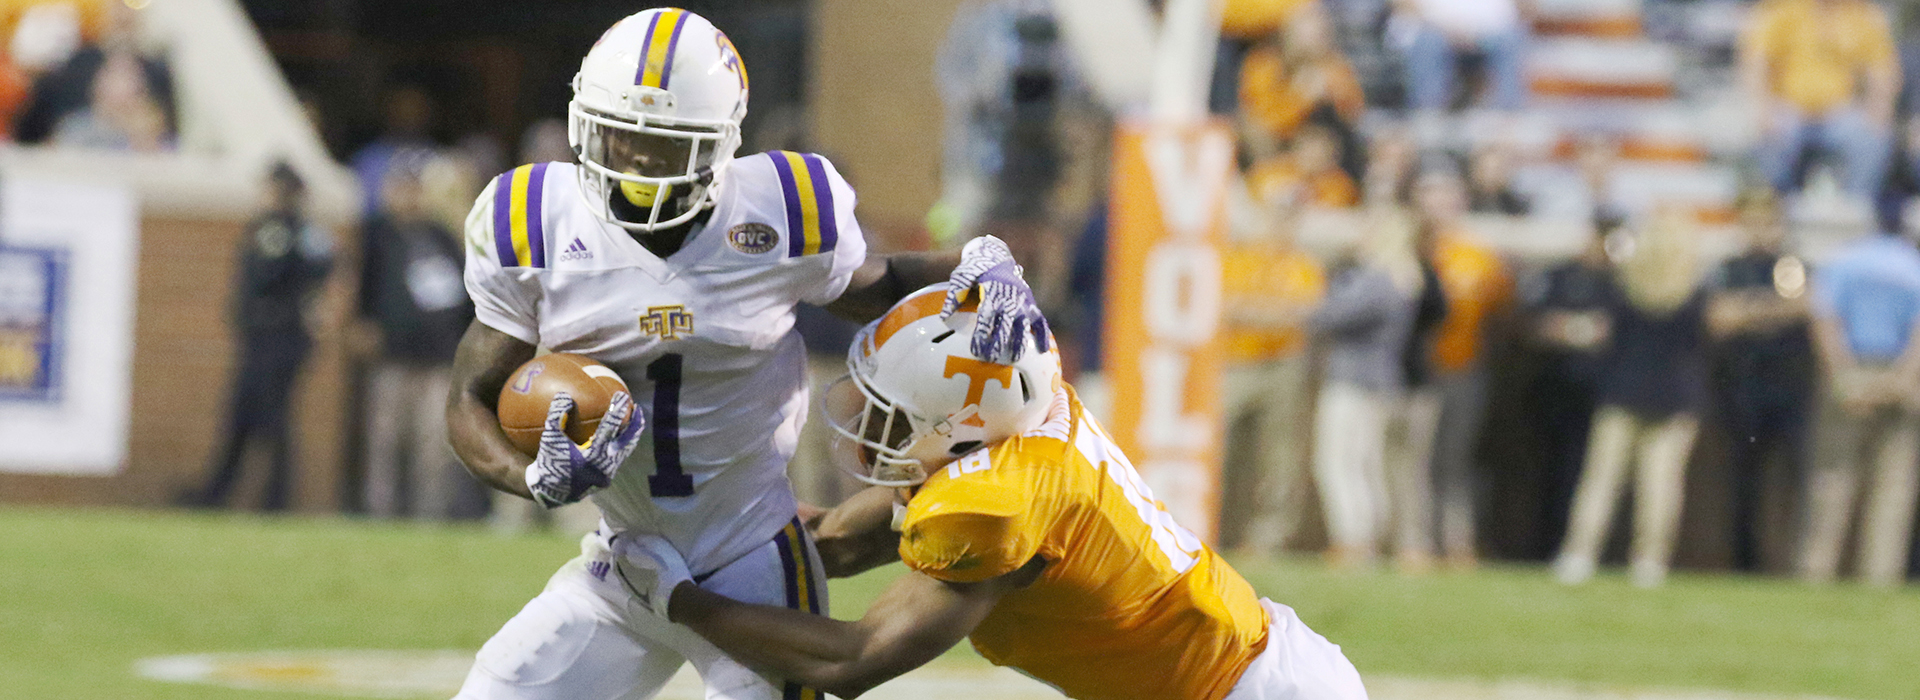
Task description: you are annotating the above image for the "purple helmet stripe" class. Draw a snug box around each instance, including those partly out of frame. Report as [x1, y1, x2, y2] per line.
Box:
[634, 10, 665, 85]
[802, 155, 838, 255]
[769, 153, 806, 257]
[526, 163, 549, 267]
[492, 173, 516, 265]
[659, 11, 688, 89]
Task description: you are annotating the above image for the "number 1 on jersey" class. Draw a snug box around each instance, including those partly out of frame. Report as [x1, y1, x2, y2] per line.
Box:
[646, 354, 694, 497]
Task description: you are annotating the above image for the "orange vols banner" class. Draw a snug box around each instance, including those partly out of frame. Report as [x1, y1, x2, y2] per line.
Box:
[1103, 120, 1232, 543]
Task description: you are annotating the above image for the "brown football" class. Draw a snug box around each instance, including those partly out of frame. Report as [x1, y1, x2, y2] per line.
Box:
[497, 353, 630, 456]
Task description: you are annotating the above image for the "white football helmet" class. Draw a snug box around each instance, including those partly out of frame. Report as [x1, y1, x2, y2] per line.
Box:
[824, 285, 1061, 487]
[569, 8, 748, 232]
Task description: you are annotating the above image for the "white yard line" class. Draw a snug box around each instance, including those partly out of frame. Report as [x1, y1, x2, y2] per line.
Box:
[133, 650, 1856, 700]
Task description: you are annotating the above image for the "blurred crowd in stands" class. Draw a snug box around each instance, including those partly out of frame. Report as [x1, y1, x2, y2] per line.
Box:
[1187, 0, 1920, 588]
[0, 0, 174, 151]
[925, 0, 1920, 588]
[30, 0, 1918, 588]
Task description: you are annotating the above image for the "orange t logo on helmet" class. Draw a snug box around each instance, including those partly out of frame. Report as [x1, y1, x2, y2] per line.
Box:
[943, 356, 1014, 427]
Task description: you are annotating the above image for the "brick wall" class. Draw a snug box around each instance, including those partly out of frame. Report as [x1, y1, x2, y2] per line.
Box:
[0, 214, 353, 512]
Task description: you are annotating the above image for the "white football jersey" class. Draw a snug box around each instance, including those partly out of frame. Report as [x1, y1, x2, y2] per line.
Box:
[464, 152, 867, 574]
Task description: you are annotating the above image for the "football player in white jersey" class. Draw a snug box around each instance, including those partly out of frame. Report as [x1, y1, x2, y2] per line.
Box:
[443, 8, 1049, 700]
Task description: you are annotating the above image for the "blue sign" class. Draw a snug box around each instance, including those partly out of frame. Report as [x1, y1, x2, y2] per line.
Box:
[0, 245, 66, 402]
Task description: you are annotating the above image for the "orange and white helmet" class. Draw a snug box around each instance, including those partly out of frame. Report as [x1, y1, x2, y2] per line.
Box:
[569, 7, 749, 232]
[824, 286, 1060, 487]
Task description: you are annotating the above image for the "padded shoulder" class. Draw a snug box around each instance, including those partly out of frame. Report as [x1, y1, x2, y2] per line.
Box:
[899, 477, 1035, 584]
[474, 162, 568, 268]
[725, 151, 852, 258]
[901, 441, 1054, 583]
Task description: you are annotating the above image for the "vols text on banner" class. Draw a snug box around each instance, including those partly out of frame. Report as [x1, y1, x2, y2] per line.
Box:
[1103, 120, 1232, 542]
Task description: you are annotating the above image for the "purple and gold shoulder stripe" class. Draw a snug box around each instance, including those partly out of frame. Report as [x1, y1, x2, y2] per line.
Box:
[492, 163, 551, 269]
[635, 8, 690, 89]
[768, 152, 838, 258]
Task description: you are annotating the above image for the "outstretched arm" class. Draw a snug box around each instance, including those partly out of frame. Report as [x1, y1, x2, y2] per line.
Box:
[824, 250, 963, 322]
[809, 486, 905, 578]
[668, 558, 1046, 699]
[446, 320, 539, 499]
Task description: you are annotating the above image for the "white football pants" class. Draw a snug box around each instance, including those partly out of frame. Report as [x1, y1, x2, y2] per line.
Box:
[453, 519, 829, 700]
[1223, 600, 1370, 700]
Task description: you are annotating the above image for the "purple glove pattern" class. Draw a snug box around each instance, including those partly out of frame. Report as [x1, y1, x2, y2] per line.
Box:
[526, 391, 645, 508]
[942, 235, 1051, 364]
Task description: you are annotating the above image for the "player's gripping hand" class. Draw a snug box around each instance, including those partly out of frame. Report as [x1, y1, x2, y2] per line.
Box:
[943, 235, 1051, 364]
[614, 533, 691, 618]
[525, 391, 645, 509]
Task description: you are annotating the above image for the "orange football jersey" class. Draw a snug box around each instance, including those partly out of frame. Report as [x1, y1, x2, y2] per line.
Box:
[1222, 243, 1327, 363]
[1429, 230, 1512, 373]
[898, 387, 1270, 700]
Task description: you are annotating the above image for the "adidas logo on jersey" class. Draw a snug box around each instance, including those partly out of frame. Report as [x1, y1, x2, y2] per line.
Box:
[559, 238, 593, 262]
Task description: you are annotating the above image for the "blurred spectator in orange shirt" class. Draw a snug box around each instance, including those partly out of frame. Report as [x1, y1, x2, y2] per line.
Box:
[1219, 193, 1326, 557]
[1248, 124, 1360, 208]
[1238, 2, 1365, 177]
[1414, 164, 1511, 568]
[1221, 0, 1314, 40]
[1741, 0, 1897, 197]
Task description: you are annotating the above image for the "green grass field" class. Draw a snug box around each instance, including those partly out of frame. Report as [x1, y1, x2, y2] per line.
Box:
[4, 506, 1918, 699]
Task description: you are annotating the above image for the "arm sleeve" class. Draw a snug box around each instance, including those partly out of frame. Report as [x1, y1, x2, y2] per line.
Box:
[799, 156, 871, 306]
[463, 177, 542, 344]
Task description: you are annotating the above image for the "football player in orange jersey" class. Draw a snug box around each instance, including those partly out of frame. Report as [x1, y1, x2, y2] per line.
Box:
[612, 286, 1369, 700]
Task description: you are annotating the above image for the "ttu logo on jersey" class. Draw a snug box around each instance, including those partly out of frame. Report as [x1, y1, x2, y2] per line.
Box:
[559, 238, 593, 262]
[639, 305, 695, 340]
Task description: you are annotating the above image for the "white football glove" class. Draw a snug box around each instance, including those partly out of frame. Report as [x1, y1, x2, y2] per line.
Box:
[525, 391, 645, 509]
[942, 235, 1051, 364]
[614, 533, 692, 618]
